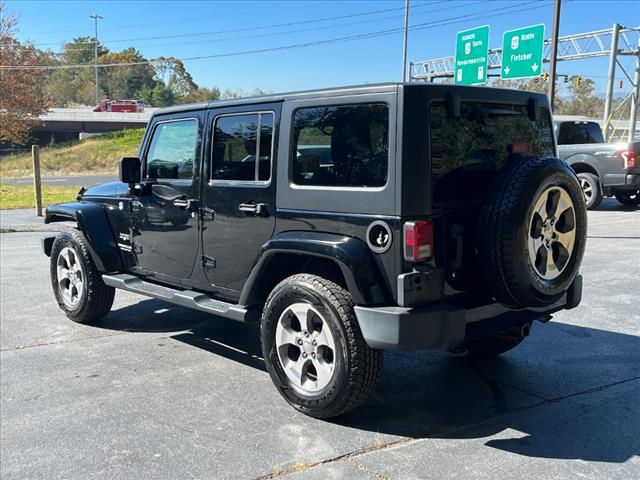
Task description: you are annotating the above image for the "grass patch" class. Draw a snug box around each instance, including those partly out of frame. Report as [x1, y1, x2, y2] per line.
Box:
[0, 184, 80, 209]
[0, 128, 144, 178]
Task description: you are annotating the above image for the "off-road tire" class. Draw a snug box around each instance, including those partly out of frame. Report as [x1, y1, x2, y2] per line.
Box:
[577, 172, 602, 210]
[261, 274, 382, 419]
[614, 189, 640, 207]
[478, 156, 587, 308]
[50, 230, 115, 324]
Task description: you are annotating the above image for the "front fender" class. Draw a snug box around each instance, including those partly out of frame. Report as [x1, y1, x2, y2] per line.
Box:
[45, 202, 123, 272]
[240, 231, 390, 306]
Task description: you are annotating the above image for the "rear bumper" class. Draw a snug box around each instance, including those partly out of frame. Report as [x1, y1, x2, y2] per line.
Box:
[355, 275, 582, 350]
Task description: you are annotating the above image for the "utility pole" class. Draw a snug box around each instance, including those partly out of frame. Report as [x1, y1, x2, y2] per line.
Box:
[603, 23, 621, 142]
[547, 0, 561, 111]
[401, 0, 410, 82]
[90, 14, 103, 106]
[628, 40, 640, 142]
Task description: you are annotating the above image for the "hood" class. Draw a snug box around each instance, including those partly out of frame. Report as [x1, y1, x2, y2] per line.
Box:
[80, 181, 128, 198]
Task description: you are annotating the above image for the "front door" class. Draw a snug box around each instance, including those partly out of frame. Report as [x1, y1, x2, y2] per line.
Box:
[201, 106, 279, 299]
[130, 113, 204, 283]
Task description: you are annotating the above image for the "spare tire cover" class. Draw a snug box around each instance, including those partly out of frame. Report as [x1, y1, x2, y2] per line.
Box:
[477, 156, 587, 307]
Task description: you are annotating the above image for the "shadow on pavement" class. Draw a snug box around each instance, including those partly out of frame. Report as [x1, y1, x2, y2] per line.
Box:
[593, 197, 639, 212]
[98, 299, 639, 463]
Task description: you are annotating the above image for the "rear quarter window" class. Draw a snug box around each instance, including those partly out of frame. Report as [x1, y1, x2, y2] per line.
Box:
[291, 103, 389, 188]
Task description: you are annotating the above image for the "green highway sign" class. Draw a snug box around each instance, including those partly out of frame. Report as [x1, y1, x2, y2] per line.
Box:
[454, 25, 490, 85]
[501, 24, 546, 79]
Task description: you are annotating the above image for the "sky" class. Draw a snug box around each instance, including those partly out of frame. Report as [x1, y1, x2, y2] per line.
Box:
[5, 0, 640, 96]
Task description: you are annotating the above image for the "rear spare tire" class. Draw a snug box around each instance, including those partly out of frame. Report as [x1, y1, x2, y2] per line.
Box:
[478, 157, 587, 308]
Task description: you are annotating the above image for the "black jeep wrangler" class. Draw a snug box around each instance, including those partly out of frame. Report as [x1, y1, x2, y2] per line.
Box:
[43, 83, 587, 418]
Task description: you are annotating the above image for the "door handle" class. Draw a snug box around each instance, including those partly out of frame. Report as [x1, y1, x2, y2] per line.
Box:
[239, 202, 266, 215]
[173, 198, 191, 209]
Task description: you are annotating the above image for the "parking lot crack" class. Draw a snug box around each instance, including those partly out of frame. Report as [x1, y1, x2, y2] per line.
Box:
[254, 437, 415, 479]
[0, 331, 129, 352]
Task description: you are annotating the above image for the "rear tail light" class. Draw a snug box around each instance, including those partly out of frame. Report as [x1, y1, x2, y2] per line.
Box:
[620, 150, 637, 169]
[403, 220, 434, 263]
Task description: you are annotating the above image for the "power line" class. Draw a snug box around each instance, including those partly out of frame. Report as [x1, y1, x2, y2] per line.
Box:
[7, 1, 447, 47]
[18, 0, 469, 55]
[1, 1, 549, 71]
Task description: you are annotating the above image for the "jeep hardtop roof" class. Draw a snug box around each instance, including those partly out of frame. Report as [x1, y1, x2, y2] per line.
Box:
[153, 82, 549, 116]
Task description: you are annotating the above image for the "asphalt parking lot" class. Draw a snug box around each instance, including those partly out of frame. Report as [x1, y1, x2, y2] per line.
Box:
[1, 199, 639, 480]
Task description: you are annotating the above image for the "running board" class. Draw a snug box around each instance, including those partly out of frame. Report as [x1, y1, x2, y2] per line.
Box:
[102, 273, 256, 322]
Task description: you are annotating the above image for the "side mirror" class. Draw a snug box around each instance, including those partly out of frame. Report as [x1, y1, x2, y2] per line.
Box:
[119, 157, 141, 185]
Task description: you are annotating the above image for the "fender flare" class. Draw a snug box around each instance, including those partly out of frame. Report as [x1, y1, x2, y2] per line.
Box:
[239, 231, 390, 306]
[45, 202, 123, 272]
[564, 154, 601, 176]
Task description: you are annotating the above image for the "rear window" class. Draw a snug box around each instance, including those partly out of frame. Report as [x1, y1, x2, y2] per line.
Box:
[291, 103, 389, 188]
[557, 121, 604, 144]
[430, 102, 554, 202]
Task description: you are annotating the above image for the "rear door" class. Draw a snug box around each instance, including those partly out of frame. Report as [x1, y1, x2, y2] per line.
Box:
[201, 104, 280, 300]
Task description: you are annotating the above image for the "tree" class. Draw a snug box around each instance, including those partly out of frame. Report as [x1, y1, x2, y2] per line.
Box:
[140, 83, 175, 107]
[151, 57, 198, 99]
[179, 86, 221, 104]
[0, 3, 50, 143]
[45, 37, 108, 106]
[100, 48, 156, 99]
[556, 76, 604, 118]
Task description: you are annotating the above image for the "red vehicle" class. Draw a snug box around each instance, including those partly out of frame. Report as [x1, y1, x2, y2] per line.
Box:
[93, 99, 142, 113]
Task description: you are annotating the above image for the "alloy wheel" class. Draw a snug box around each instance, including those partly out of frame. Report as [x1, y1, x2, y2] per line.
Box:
[275, 302, 336, 394]
[57, 247, 85, 308]
[528, 186, 577, 280]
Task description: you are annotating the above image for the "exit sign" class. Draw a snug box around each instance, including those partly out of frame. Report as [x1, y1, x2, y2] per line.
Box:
[454, 25, 490, 85]
[501, 24, 546, 79]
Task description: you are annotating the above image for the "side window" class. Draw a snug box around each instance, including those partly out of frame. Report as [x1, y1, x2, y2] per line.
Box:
[146, 119, 198, 180]
[291, 103, 389, 188]
[211, 112, 274, 182]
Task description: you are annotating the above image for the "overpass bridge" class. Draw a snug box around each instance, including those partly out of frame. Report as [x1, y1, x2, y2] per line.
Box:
[32, 108, 159, 140]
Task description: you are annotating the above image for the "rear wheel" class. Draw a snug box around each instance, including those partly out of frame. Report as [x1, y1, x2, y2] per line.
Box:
[50, 231, 115, 324]
[614, 189, 640, 207]
[260, 274, 382, 419]
[577, 172, 602, 210]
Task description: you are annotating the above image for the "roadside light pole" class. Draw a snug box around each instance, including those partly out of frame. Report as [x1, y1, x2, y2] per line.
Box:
[547, 0, 561, 111]
[401, 0, 410, 82]
[90, 14, 103, 106]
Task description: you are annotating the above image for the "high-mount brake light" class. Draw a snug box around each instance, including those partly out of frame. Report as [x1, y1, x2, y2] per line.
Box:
[403, 220, 434, 263]
[620, 150, 637, 170]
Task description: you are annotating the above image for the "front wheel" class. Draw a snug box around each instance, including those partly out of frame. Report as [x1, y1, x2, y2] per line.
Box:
[614, 189, 640, 207]
[50, 230, 115, 324]
[260, 274, 382, 419]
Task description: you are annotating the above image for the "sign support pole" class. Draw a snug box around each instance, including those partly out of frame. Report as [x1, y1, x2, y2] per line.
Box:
[547, 0, 561, 111]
